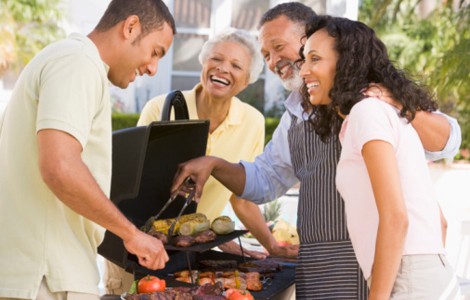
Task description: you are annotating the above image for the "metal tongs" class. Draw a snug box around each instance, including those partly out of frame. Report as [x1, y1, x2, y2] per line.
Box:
[143, 177, 196, 233]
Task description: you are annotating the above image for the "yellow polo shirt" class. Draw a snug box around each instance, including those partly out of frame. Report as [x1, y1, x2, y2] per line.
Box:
[138, 84, 265, 221]
[0, 33, 111, 298]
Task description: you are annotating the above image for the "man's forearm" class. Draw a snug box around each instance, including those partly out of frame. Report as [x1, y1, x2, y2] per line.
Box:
[38, 130, 138, 242]
[211, 158, 247, 196]
[412, 111, 450, 152]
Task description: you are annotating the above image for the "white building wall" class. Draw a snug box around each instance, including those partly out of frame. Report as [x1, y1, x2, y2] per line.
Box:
[326, 0, 358, 19]
[64, 0, 109, 34]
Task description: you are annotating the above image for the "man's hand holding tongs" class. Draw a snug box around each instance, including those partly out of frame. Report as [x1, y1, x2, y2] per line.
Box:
[172, 156, 218, 202]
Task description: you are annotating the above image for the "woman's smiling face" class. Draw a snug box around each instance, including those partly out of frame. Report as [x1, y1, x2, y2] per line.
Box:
[200, 41, 251, 100]
[299, 29, 338, 106]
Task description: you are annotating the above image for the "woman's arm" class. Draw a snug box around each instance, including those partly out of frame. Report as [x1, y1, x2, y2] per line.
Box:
[363, 85, 459, 153]
[362, 140, 409, 300]
[230, 195, 299, 258]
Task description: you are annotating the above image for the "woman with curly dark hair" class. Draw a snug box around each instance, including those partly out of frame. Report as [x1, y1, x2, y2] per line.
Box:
[298, 15, 461, 299]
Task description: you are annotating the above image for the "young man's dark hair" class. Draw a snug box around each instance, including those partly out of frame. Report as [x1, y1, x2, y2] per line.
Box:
[95, 0, 176, 38]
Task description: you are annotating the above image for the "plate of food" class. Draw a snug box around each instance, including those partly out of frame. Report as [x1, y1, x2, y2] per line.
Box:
[145, 213, 247, 252]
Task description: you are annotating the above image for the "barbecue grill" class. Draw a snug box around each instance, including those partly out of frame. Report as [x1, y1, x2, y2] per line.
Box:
[98, 91, 295, 299]
[98, 90, 209, 267]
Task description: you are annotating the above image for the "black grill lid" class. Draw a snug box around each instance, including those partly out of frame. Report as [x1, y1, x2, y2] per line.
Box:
[98, 91, 209, 268]
[109, 90, 209, 225]
[112, 119, 209, 225]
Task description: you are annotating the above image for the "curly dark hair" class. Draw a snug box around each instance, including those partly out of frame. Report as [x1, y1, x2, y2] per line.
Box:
[299, 15, 438, 142]
[95, 0, 176, 39]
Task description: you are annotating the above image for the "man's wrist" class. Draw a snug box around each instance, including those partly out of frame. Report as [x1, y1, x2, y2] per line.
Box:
[118, 221, 140, 243]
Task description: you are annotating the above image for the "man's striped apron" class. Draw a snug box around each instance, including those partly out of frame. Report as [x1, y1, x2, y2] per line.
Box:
[288, 113, 368, 299]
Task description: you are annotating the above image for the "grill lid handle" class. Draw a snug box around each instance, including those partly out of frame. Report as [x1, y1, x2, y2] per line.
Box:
[161, 90, 190, 121]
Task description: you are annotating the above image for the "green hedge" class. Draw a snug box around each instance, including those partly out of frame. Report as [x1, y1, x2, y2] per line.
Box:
[112, 113, 140, 131]
[112, 114, 281, 145]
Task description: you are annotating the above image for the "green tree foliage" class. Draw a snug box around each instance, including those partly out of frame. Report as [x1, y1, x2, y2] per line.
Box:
[359, 0, 470, 150]
[0, 0, 65, 76]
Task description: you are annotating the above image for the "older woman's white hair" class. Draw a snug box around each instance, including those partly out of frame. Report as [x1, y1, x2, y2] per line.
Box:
[198, 27, 264, 84]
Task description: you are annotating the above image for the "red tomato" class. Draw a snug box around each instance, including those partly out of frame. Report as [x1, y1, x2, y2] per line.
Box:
[225, 288, 254, 300]
[277, 241, 291, 246]
[137, 275, 166, 293]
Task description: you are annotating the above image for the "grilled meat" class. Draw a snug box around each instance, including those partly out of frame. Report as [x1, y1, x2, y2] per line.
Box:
[194, 282, 224, 296]
[173, 292, 192, 300]
[198, 278, 214, 286]
[123, 282, 224, 300]
[199, 260, 238, 269]
[149, 231, 168, 244]
[192, 296, 225, 300]
[173, 235, 196, 247]
[214, 277, 247, 290]
[246, 272, 262, 291]
[238, 258, 281, 274]
[175, 276, 192, 284]
[124, 292, 172, 300]
[198, 271, 215, 279]
[173, 269, 262, 292]
[194, 230, 216, 243]
[174, 270, 190, 278]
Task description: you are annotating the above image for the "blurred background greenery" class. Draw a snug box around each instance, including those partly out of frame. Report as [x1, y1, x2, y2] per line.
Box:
[360, 0, 470, 157]
[1, 0, 468, 157]
[0, 0, 65, 77]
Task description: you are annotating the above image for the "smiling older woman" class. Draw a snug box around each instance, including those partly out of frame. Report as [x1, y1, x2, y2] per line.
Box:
[103, 28, 287, 295]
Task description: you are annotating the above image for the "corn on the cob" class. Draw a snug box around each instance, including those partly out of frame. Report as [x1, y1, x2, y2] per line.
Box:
[178, 212, 208, 224]
[211, 216, 235, 235]
[179, 220, 211, 236]
[152, 218, 180, 235]
[151, 213, 208, 235]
